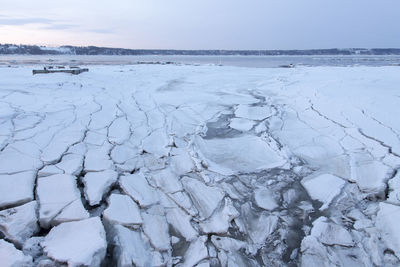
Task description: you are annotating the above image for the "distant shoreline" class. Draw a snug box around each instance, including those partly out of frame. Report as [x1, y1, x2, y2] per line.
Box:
[1, 44, 400, 56]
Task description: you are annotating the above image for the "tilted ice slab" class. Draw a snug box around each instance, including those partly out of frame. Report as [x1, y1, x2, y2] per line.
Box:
[181, 176, 225, 219]
[0, 239, 32, 267]
[37, 174, 88, 228]
[103, 193, 143, 226]
[301, 173, 345, 210]
[229, 118, 255, 132]
[82, 170, 118, 206]
[0, 171, 36, 209]
[376, 202, 400, 258]
[42, 217, 107, 267]
[119, 172, 159, 207]
[349, 153, 392, 197]
[195, 135, 286, 175]
[142, 211, 171, 251]
[235, 105, 274, 121]
[110, 225, 159, 267]
[254, 187, 278, 211]
[310, 217, 354, 247]
[0, 201, 39, 247]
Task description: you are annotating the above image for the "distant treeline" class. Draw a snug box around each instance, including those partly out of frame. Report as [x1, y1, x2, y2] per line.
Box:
[1, 44, 400, 56]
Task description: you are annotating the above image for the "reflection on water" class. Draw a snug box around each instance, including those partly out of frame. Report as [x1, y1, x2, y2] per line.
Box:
[1, 54, 400, 68]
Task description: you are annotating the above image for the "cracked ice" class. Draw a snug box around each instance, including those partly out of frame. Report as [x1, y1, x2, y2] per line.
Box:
[0, 65, 400, 266]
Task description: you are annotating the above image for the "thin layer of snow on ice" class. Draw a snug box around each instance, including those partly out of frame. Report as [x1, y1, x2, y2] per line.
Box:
[195, 135, 286, 175]
[301, 173, 345, 210]
[1, 64, 400, 266]
[103, 193, 142, 226]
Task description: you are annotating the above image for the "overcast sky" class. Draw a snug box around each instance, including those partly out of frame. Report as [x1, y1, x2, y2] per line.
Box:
[1, 0, 399, 49]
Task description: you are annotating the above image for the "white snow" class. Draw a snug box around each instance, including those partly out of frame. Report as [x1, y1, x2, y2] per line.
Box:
[41, 217, 107, 267]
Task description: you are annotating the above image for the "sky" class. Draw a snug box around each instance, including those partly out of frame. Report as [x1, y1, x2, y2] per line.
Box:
[0, 0, 399, 50]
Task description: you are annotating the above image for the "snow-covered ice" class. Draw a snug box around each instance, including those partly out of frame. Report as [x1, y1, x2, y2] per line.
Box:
[41, 217, 107, 266]
[1, 64, 400, 265]
[103, 193, 142, 226]
[82, 170, 118, 206]
[301, 173, 345, 210]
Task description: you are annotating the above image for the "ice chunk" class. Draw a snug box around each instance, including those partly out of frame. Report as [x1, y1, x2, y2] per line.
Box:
[152, 168, 183, 193]
[103, 194, 142, 226]
[195, 135, 285, 175]
[111, 145, 140, 164]
[247, 212, 279, 245]
[0, 201, 39, 247]
[0, 171, 36, 208]
[84, 144, 114, 172]
[142, 211, 171, 251]
[82, 170, 118, 206]
[111, 225, 153, 267]
[169, 149, 195, 175]
[211, 236, 247, 251]
[42, 217, 107, 267]
[142, 128, 170, 157]
[376, 202, 400, 258]
[182, 236, 208, 267]
[38, 165, 63, 177]
[229, 118, 255, 132]
[0, 239, 32, 266]
[119, 173, 158, 207]
[199, 198, 239, 234]
[0, 147, 43, 174]
[387, 172, 400, 205]
[55, 154, 84, 176]
[166, 207, 198, 241]
[36, 174, 84, 228]
[181, 176, 224, 219]
[235, 105, 273, 121]
[301, 236, 331, 267]
[301, 173, 345, 210]
[108, 117, 131, 145]
[52, 199, 89, 225]
[310, 217, 354, 247]
[254, 188, 278, 211]
[350, 153, 392, 196]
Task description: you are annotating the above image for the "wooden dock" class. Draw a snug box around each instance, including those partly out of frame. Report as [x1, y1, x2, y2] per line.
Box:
[33, 66, 89, 75]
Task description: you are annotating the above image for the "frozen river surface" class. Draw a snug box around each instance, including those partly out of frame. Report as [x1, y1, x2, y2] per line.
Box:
[0, 64, 400, 266]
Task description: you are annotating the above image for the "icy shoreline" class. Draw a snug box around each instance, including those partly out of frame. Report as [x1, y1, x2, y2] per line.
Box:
[0, 64, 399, 266]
